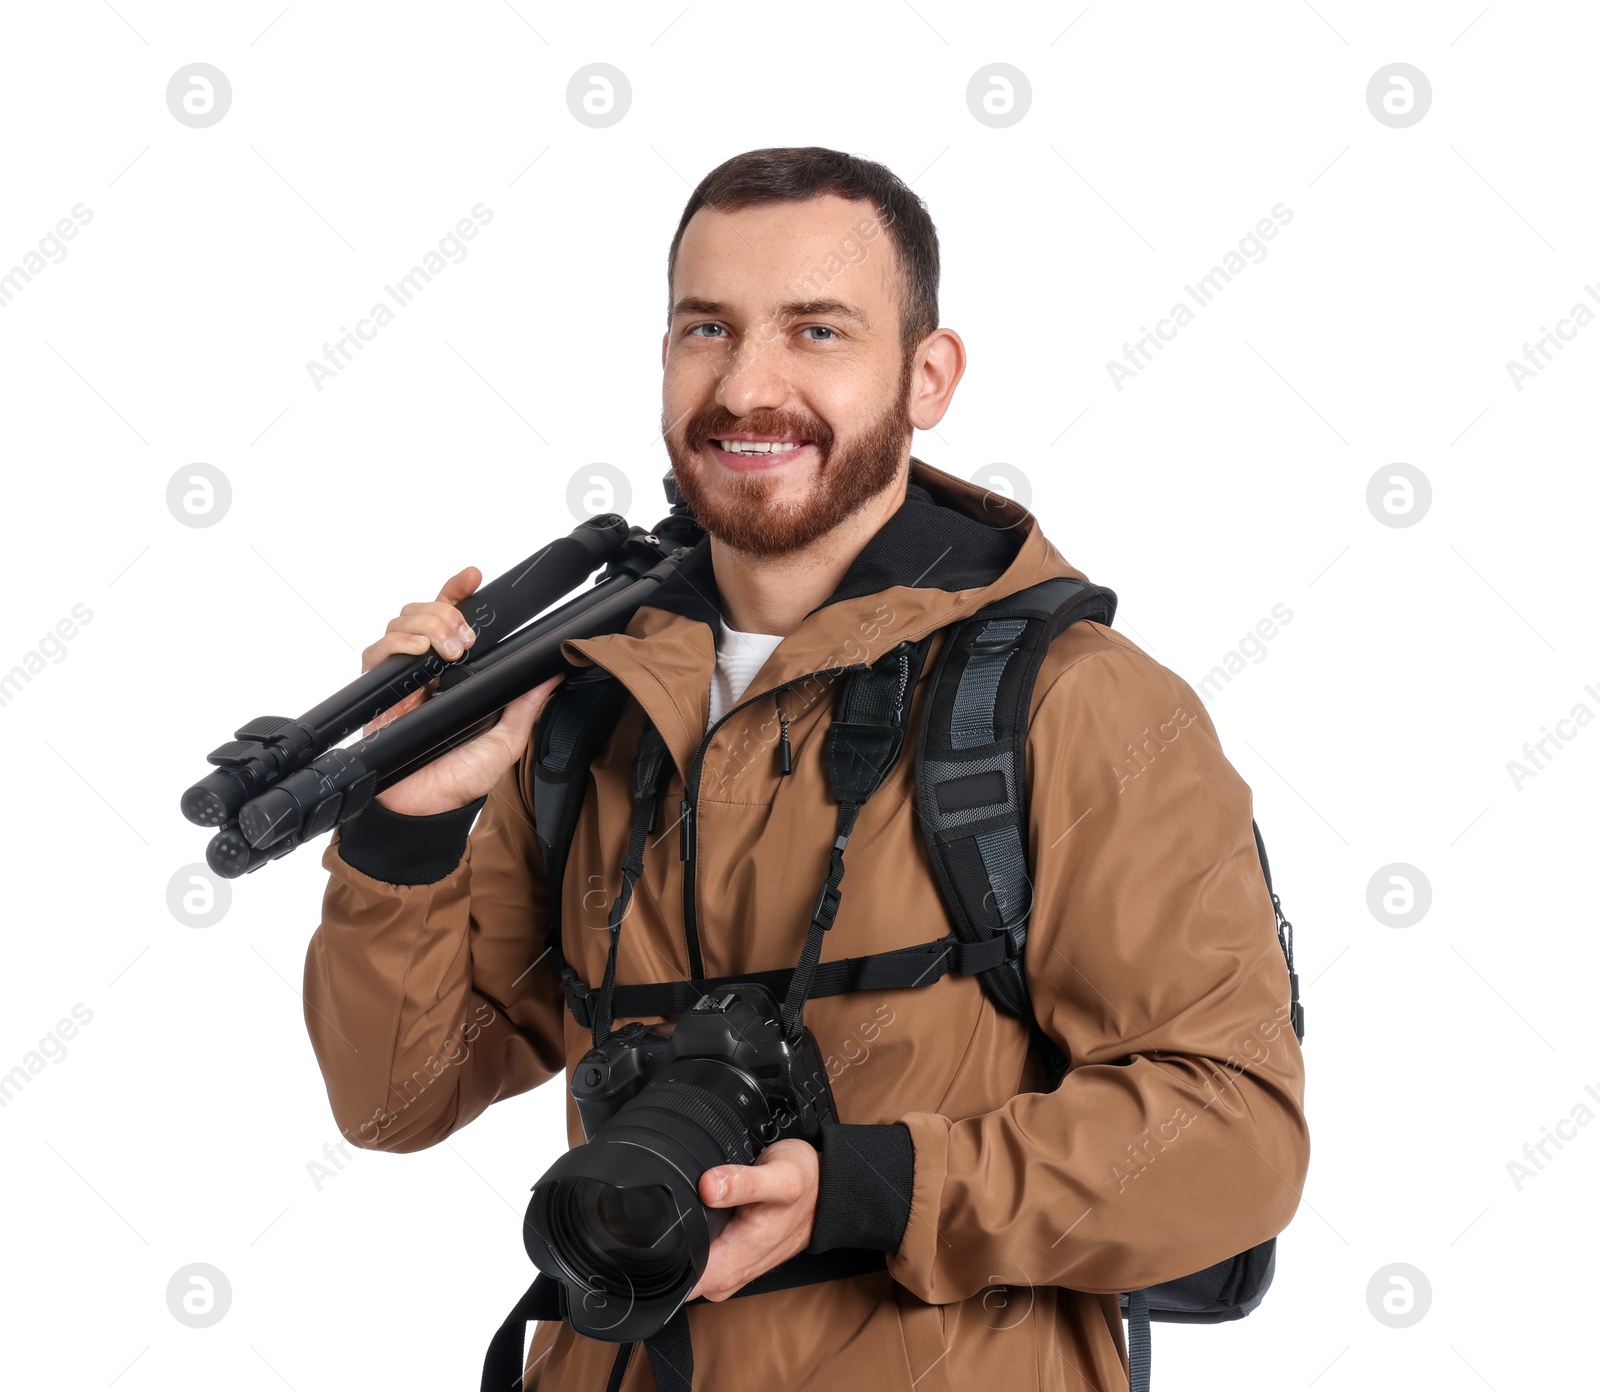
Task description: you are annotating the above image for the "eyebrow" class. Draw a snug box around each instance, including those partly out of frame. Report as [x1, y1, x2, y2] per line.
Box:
[671, 296, 870, 328]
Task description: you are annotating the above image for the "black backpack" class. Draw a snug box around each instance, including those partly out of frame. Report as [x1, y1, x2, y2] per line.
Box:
[490, 576, 1304, 1392]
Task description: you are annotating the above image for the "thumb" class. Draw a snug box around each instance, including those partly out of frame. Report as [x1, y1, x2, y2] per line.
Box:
[492, 673, 564, 750]
[437, 565, 482, 605]
[700, 1168, 734, 1205]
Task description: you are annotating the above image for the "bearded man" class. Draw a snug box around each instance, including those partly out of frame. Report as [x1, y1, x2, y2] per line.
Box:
[303, 146, 1309, 1392]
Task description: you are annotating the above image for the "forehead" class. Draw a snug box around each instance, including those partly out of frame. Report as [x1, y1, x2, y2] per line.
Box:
[673, 193, 897, 319]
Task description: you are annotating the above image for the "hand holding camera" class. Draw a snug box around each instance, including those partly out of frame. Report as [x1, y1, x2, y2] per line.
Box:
[686, 1138, 820, 1304]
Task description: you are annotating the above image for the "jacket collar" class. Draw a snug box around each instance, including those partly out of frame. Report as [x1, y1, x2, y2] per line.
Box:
[645, 462, 1029, 635]
[562, 457, 1083, 779]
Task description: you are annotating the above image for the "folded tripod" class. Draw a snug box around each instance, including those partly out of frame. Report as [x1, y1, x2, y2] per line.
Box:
[180, 494, 703, 878]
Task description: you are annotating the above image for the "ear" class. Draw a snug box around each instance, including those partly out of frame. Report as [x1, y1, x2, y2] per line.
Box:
[907, 328, 967, 432]
[661, 330, 670, 369]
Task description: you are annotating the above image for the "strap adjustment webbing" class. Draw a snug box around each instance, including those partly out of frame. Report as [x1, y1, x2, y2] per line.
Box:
[561, 931, 1012, 1030]
[590, 722, 672, 1048]
[1126, 1288, 1151, 1392]
[780, 638, 932, 1042]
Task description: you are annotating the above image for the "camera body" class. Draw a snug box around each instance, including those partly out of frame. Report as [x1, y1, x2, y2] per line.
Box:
[571, 982, 838, 1147]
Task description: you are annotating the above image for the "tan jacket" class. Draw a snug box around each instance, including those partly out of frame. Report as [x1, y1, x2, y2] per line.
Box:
[304, 459, 1310, 1391]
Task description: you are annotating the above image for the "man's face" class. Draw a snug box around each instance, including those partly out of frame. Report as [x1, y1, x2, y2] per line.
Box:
[661, 194, 915, 556]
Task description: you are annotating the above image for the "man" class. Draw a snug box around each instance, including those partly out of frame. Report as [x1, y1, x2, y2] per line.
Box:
[304, 147, 1309, 1390]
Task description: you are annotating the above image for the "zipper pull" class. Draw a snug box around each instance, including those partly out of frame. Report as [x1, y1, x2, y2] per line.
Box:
[679, 800, 693, 860]
[778, 715, 793, 775]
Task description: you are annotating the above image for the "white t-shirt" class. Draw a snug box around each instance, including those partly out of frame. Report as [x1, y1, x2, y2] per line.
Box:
[708, 624, 785, 727]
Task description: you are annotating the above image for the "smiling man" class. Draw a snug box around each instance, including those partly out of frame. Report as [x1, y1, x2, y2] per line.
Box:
[660, 185, 940, 627]
[303, 147, 1309, 1392]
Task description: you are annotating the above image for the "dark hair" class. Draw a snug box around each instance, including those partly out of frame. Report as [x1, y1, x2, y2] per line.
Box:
[666, 146, 940, 361]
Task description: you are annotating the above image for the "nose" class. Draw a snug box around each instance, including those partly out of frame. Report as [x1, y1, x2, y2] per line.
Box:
[714, 326, 791, 419]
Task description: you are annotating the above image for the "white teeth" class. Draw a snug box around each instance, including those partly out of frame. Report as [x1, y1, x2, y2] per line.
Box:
[715, 439, 804, 455]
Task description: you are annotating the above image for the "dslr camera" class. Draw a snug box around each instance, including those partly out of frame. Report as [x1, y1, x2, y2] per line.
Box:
[523, 982, 837, 1341]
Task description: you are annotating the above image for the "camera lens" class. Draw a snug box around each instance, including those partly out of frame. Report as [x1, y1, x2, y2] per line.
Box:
[526, 1063, 770, 1337]
[558, 1178, 685, 1293]
[592, 1181, 677, 1250]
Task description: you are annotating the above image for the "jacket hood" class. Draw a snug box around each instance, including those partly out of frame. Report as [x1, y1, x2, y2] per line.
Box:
[562, 457, 1087, 781]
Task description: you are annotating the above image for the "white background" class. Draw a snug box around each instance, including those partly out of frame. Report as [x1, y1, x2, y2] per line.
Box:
[1, 2, 1595, 1389]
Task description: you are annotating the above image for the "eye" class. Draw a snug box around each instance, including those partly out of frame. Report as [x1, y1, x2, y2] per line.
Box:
[686, 323, 726, 339]
[800, 325, 837, 341]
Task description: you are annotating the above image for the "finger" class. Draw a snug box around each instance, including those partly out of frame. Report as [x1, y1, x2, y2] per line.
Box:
[436, 565, 481, 605]
[396, 600, 472, 632]
[361, 631, 431, 672]
[388, 606, 476, 648]
[491, 674, 564, 752]
[700, 1167, 734, 1206]
[385, 611, 470, 661]
[702, 1163, 784, 1208]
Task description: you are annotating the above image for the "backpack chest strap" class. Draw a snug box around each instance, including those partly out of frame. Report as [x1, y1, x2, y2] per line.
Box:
[561, 931, 1012, 1030]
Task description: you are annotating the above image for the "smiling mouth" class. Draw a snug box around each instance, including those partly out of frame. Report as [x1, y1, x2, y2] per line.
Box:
[708, 438, 810, 458]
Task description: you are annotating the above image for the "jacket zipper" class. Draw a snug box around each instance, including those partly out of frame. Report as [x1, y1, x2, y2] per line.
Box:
[678, 665, 866, 984]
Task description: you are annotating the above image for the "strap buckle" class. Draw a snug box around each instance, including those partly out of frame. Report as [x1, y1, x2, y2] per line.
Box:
[811, 878, 843, 932]
[970, 618, 1028, 654]
[561, 967, 593, 1028]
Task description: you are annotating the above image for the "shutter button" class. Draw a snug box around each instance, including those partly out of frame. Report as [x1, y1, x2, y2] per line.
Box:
[584, 1066, 603, 1087]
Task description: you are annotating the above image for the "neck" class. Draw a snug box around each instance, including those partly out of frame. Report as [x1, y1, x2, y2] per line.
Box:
[711, 468, 911, 635]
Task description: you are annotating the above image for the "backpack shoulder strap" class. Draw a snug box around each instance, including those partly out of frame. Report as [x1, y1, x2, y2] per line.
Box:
[530, 662, 630, 1005]
[531, 643, 1019, 1034]
[913, 577, 1118, 1082]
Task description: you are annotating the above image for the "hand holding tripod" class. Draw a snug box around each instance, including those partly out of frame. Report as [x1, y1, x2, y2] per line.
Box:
[180, 492, 703, 878]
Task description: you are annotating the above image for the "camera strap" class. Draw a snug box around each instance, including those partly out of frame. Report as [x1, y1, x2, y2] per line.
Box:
[780, 637, 933, 1044]
[480, 1247, 889, 1392]
[591, 721, 673, 1049]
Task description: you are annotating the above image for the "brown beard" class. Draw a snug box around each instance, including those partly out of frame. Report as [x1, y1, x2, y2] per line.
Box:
[662, 353, 914, 557]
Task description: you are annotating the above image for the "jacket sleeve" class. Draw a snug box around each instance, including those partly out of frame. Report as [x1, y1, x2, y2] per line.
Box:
[301, 749, 569, 1154]
[869, 631, 1311, 1302]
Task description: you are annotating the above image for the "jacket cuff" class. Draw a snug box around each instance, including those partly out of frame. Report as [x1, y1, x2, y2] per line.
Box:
[806, 1120, 915, 1256]
[335, 795, 487, 886]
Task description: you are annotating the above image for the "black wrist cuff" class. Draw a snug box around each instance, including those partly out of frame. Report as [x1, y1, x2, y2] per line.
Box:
[806, 1120, 915, 1257]
[336, 794, 487, 886]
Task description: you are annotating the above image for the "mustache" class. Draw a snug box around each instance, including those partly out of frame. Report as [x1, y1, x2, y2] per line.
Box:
[682, 410, 834, 455]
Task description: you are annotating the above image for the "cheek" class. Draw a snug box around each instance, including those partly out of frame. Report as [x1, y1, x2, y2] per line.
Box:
[661, 377, 691, 430]
[663, 356, 722, 416]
